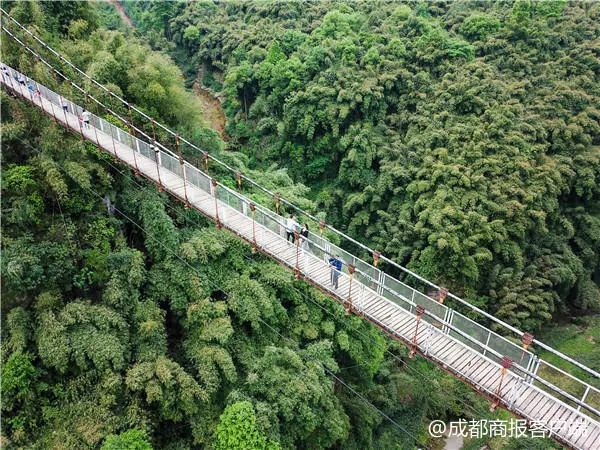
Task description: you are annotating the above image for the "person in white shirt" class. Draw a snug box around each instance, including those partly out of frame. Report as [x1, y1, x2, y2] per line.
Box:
[81, 109, 91, 128]
[285, 214, 299, 243]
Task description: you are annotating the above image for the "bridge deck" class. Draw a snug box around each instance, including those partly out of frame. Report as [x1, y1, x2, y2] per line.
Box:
[3, 73, 599, 450]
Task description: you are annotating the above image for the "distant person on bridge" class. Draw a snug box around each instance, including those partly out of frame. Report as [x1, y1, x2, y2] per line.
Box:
[27, 81, 40, 99]
[81, 109, 91, 128]
[286, 214, 299, 243]
[328, 254, 343, 289]
[1, 65, 10, 82]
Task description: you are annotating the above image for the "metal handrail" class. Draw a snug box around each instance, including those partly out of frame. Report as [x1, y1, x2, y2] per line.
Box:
[212, 174, 600, 417]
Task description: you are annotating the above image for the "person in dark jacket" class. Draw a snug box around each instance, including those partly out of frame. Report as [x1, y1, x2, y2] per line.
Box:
[300, 223, 309, 250]
[328, 254, 342, 289]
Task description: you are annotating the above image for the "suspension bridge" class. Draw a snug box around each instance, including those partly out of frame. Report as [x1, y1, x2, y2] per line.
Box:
[1, 14, 599, 450]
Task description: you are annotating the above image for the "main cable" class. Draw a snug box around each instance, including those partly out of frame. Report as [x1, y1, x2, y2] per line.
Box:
[0, 7, 476, 318]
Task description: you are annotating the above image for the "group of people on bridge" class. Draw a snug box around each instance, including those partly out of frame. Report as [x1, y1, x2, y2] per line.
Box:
[2, 65, 92, 129]
[4, 60, 348, 294]
[285, 214, 309, 248]
[285, 214, 343, 289]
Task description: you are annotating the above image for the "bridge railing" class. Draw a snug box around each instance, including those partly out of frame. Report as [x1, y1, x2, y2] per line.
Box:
[211, 178, 600, 420]
[3, 63, 599, 423]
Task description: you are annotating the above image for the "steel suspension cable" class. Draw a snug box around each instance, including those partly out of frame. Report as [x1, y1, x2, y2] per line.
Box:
[0, 23, 180, 164]
[9, 128, 495, 420]
[2, 10, 598, 383]
[0, 9, 541, 332]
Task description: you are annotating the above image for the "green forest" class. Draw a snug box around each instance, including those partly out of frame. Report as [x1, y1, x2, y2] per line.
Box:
[1, 1, 598, 449]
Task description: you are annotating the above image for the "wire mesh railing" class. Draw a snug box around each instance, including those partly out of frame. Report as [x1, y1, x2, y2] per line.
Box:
[2, 62, 599, 425]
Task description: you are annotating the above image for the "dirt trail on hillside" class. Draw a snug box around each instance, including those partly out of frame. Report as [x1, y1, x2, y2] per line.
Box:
[109, 1, 227, 140]
[110, 0, 133, 28]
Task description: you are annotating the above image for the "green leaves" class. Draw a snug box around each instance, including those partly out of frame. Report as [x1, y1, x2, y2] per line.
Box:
[1, 352, 39, 412]
[244, 345, 350, 448]
[37, 301, 129, 372]
[101, 429, 153, 450]
[213, 401, 280, 450]
[184, 299, 236, 394]
[460, 14, 501, 41]
[126, 357, 208, 422]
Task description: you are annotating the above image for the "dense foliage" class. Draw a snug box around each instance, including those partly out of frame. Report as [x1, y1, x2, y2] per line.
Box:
[129, 0, 600, 331]
[0, 2, 533, 449]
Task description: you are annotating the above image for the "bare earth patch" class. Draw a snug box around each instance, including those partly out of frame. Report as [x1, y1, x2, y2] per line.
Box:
[192, 81, 228, 141]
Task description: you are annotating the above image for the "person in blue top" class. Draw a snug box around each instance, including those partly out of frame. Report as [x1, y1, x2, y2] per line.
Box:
[328, 254, 343, 289]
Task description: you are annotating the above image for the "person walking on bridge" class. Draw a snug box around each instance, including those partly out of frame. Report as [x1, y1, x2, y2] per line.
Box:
[328, 254, 343, 289]
[1, 65, 10, 83]
[81, 108, 91, 128]
[285, 214, 299, 243]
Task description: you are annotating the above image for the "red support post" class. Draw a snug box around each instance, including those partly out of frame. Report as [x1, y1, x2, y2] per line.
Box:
[60, 95, 69, 128]
[409, 305, 426, 358]
[520, 333, 534, 362]
[203, 151, 209, 173]
[373, 250, 380, 268]
[153, 143, 163, 192]
[250, 202, 257, 253]
[211, 178, 222, 229]
[371, 250, 381, 290]
[126, 102, 140, 176]
[175, 134, 190, 207]
[108, 120, 119, 160]
[179, 156, 190, 207]
[347, 264, 356, 313]
[438, 287, 449, 304]
[75, 92, 85, 141]
[87, 92, 101, 147]
[149, 119, 163, 191]
[490, 356, 513, 411]
[294, 230, 301, 280]
[274, 192, 281, 215]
